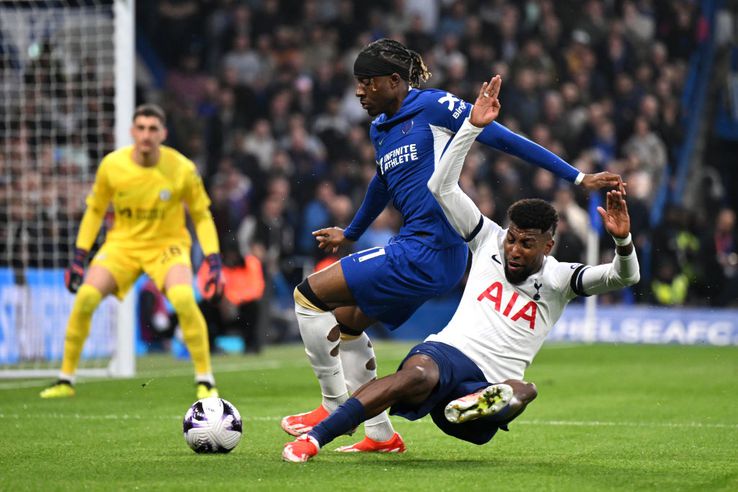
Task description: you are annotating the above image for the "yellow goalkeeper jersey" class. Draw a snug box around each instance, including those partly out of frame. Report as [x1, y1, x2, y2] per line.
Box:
[77, 145, 219, 254]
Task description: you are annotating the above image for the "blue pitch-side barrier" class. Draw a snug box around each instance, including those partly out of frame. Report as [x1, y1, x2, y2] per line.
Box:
[0, 268, 117, 364]
[377, 297, 738, 346]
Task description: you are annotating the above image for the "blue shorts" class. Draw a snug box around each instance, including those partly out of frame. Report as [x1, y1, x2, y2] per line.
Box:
[390, 341, 504, 445]
[341, 237, 467, 330]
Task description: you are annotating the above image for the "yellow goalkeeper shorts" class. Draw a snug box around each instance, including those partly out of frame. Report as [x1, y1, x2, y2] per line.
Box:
[90, 241, 192, 299]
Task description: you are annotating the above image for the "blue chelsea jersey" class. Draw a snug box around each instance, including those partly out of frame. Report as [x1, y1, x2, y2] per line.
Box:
[370, 88, 470, 249]
[343, 88, 580, 249]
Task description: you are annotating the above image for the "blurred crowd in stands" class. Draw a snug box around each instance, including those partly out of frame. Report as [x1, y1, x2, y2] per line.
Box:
[2, 0, 737, 349]
[136, 0, 738, 309]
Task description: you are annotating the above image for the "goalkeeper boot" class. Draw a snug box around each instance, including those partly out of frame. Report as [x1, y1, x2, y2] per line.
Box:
[39, 380, 75, 399]
[444, 383, 513, 424]
[281, 405, 330, 436]
[196, 381, 219, 399]
[335, 432, 406, 453]
[282, 434, 320, 463]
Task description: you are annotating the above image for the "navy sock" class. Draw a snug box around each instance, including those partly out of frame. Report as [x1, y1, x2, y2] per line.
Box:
[308, 397, 366, 448]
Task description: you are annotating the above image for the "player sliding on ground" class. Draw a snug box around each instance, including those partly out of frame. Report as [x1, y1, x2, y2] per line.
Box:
[283, 75, 640, 462]
[40, 104, 224, 400]
[283, 38, 622, 454]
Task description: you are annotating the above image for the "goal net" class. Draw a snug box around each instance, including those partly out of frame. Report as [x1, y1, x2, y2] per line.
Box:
[0, 0, 134, 378]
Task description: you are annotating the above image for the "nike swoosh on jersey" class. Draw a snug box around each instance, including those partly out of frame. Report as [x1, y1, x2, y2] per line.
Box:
[491, 254, 501, 265]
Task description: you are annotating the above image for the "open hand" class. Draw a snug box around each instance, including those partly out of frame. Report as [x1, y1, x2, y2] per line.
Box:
[469, 75, 502, 128]
[597, 189, 631, 239]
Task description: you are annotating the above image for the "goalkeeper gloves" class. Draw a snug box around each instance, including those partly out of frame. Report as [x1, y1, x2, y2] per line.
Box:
[65, 248, 88, 294]
[202, 253, 225, 303]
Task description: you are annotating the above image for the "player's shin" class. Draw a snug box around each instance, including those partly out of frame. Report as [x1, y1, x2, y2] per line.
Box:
[167, 285, 214, 383]
[60, 284, 103, 377]
[294, 286, 348, 411]
[340, 331, 396, 442]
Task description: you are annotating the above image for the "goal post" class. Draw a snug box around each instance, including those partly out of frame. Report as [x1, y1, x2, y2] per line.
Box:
[0, 0, 135, 378]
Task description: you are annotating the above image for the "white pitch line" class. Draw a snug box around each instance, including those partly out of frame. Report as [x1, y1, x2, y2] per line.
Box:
[0, 359, 308, 391]
[0, 413, 736, 430]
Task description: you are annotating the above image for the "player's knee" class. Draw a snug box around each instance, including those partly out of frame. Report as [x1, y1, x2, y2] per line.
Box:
[294, 279, 331, 312]
[399, 365, 436, 396]
[74, 284, 103, 315]
[167, 285, 197, 317]
[338, 323, 364, 339]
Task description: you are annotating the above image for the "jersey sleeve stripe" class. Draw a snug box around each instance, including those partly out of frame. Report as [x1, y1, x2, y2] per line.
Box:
[570, 265, 591, 297]
[465, 215, 485, 242]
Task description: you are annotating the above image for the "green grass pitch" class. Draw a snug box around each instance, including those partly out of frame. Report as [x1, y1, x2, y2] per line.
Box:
[1, 342, 737, 491]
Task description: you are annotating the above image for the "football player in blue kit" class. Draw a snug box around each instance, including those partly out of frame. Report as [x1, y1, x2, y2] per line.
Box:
[282, 38, 622, 453]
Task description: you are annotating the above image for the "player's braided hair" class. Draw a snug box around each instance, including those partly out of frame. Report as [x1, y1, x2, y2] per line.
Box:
[508, 199, 559, 236]
[359, 38, 431, 88]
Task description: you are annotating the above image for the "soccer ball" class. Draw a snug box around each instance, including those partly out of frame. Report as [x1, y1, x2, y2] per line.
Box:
[183, 397, 243, 453]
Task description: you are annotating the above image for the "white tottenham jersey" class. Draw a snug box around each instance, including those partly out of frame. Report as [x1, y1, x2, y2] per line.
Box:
[427, 218, 579, 383]
[427, 117, 640, 384]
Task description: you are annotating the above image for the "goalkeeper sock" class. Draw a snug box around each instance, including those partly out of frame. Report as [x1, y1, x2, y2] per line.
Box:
[167, 284, 213, 379]
[61, 284, 102, 376]
[294, 285, 348, 411]
[309, 397, 366, 448]
[340, 331, 396, 442]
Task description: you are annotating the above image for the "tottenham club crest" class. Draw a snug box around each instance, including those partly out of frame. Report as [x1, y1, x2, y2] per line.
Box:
[159, 189, 172, 201]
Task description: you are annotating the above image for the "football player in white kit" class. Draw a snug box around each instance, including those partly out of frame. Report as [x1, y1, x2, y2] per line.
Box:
[283, 75, 640, 462]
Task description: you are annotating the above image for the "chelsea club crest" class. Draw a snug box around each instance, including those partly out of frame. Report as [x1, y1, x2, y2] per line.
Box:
[159, 189, 172, 201]
[401, 119, 414, 135]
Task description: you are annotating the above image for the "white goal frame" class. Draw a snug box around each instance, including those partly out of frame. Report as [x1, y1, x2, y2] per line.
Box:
[0, 0, 135, 379]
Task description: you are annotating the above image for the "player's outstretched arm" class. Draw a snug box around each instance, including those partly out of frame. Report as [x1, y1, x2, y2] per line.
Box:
[428, 75, 502, 239]
[471, 84, 622, 191]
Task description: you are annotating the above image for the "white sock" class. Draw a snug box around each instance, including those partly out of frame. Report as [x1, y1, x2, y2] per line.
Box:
[195, 373, 215, 385]
[340, 332, 396, 442]
[58, 372, 75, 384]
[295, 303, 348, 411]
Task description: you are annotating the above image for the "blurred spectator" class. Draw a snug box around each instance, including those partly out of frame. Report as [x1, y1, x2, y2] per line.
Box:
[138, 279, 176, 352]
[551, 213, 586, 264]
[651, 259, 689, 306]
[298, 180, 336, 255]
[199, 236, 265, 354]
[222, 34, 264, 86]
[699, 208, 738, 307]
[622, 116, 668, 195]
[553, 187, 590, 245]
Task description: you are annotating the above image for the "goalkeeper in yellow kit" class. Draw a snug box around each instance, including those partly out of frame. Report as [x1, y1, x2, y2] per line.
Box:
[41, 104, 224, 399]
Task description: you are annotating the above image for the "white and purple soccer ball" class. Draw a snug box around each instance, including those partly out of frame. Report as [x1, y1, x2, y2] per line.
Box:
[183, 397, 243, 453]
